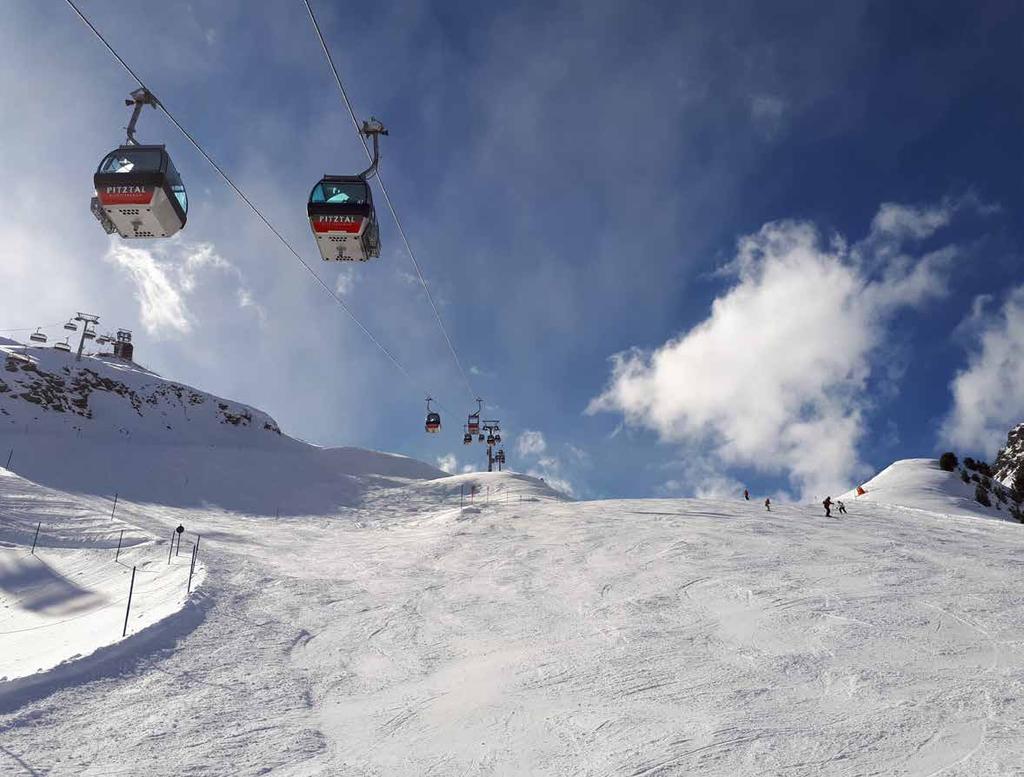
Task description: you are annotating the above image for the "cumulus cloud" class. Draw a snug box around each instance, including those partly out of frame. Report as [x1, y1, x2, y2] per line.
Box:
[942, 287, 1024, 455]
[436, 453, 458, 474]
[588, 201, 970, 497]
[516, 429, 547, 457]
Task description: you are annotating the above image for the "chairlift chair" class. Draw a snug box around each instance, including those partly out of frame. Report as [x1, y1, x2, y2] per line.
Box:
[463, 428, 472, 445]
[54, 338, 71, 353]
[29, 328, 47, 344]
[64, 321, 78, 332]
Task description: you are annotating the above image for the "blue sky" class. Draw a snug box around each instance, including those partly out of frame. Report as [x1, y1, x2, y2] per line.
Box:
[2, 1, 1023, 500]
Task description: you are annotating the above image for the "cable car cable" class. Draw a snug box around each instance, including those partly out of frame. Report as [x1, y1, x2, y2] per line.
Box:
[63, 0, 451, 412]
[303, 0, 478, 406]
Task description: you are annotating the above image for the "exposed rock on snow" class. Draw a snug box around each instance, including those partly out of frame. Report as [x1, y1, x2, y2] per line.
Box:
[994, 420, 1024, 486]
[0, 340, 444, 513]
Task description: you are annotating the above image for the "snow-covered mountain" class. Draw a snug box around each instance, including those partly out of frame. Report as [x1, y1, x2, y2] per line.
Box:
[0, 339, 444, 513]
[5, 337, 1024, 774]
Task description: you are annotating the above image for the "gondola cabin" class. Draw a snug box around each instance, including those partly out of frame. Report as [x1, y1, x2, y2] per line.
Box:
[92, 145, 187, 239]
[425, 412, 441, 433]
[307, 177, 380, 262]
[467, 415, 480, 435]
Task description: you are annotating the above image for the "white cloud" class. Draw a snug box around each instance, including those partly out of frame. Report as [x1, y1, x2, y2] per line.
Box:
[516, 429, 547, 457]
[105, 243, 192, 336]
[749, 94, 786, 138]
[104, 240, 257, 339]
[942, 287, 1024, 456]
[436, 453, 458, 474]
[588, 202, 966, 498]
[335, 267, 358, 297]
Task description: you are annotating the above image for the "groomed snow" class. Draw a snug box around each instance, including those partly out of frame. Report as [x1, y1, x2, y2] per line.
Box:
[3, 461, 1024, 775]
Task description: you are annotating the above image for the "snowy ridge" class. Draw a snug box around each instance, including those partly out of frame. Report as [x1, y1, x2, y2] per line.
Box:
[0, 338, 445, 513]
[843, 457, 1017, 521]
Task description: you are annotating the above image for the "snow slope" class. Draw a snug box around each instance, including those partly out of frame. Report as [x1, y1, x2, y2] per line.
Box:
[0, 341, 443, 513]
[3, 467, 1024, 775]
[843, 457, 1017, 521]
[0, 468, 206, 689]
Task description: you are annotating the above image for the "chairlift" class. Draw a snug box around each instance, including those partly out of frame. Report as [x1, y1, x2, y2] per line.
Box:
[494, 433, 502, 444]
[91, 88, 187, 239]
[486, 433, 496, 446]
[308, 119, 387, 262]
[29, 328, 47, 344]
[463, 427, 472, 445]
[54, 338, 71, 353]
[467, 397, 482, 436]
[424, 397, 441, 433]
[64, 321, 78, 332]
[83, 329, 96, 340]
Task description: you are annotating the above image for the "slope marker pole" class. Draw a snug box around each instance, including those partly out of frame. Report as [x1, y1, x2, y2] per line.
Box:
[110, 492, 119, 520]
[31, 522, 40, 555]
[187, 543, 197, 593]
[115, 529, 124, 561]
[122, 566, 136, 637]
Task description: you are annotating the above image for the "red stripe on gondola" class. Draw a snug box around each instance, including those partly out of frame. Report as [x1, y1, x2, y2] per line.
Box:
[312, 217, 363, 234]
[98, 189, 154, 205]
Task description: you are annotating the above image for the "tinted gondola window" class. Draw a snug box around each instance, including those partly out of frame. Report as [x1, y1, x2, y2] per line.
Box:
[310, 181, 368, 205]
[98, 148, 164, 174]
[165, 157, 188, 213]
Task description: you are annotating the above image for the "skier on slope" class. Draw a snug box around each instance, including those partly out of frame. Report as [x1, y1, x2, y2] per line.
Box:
[823, 496, 832, 517]
[744, 488, 749, 501]
[837, 499, 847, 515]
[764, 497, 771, 512]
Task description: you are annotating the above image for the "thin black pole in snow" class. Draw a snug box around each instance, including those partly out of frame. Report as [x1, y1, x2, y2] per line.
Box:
[460, 485, 464, 508]
[31, 521, 40, 555]
[122, 565, 136, 637]
[187, 543, 197, 593]
[167, 529, 175, 563]
[110, 492, 119, 520]
[115, 529, 124, 561]
[5, 449, 12, 469]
